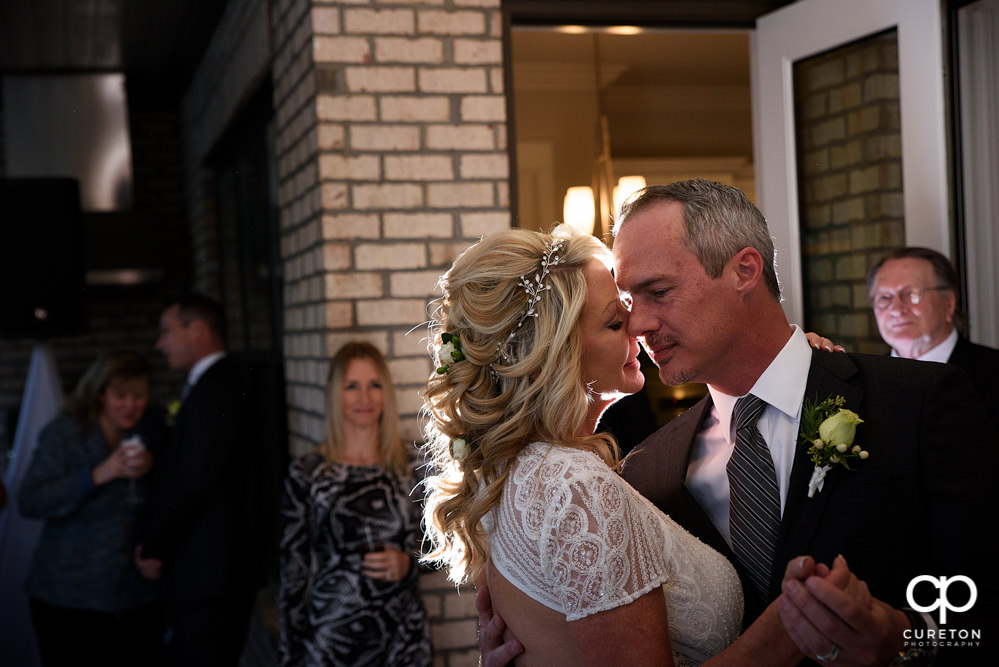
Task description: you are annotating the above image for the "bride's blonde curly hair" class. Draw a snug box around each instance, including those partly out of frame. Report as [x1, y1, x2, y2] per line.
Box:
[421, 225, 620, 584]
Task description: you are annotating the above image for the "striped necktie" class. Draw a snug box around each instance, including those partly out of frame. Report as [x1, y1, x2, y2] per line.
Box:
[727, 394, 781, 600]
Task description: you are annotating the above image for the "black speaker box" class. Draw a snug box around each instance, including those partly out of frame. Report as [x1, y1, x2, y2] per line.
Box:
[0, 177, 88, 339]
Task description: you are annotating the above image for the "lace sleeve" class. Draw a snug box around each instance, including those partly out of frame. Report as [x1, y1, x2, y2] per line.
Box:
[490, 444, 672, 622]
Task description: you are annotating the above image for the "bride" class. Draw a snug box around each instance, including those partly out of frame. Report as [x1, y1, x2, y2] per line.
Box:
[420, 227, 866, 665]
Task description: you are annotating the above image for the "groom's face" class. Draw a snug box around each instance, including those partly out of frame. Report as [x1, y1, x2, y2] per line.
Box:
[613, 201, 735, 388]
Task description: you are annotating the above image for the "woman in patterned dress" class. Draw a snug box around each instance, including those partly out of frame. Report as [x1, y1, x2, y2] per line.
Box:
[278, 342, 431, 666]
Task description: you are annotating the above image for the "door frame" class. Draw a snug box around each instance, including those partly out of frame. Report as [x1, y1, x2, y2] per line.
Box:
[751, 0, 950, 324]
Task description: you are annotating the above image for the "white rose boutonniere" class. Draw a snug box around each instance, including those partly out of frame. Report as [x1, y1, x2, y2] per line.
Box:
[799, 395, 867, 498]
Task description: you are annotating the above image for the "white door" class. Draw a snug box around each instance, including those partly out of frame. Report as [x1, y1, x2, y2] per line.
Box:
[751, 0, 949, 325]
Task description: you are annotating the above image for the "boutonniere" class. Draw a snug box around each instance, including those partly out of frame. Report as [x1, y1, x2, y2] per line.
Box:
[799, 395, 867, 498]
[166, 399, 182, 426]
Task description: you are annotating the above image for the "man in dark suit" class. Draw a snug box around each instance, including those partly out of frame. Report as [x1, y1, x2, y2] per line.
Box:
[613, 181, 998, 666]
[136, 294, 260, 666]
[867, 246, 999, 427]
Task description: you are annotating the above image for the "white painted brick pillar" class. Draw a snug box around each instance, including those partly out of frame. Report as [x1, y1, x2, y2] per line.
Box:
[270, 0, 511, 663]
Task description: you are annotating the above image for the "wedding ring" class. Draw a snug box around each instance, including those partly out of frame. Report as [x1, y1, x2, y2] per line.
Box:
[815, 645, 840, 663]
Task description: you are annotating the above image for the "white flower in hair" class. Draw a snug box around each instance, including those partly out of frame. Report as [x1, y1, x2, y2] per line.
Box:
[451, 437, 470, 461]
[436, 333, 464, 374]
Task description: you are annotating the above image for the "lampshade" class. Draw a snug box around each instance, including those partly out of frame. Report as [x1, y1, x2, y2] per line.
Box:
[563, 186, 596, 236]
[613, 175, 647, 213]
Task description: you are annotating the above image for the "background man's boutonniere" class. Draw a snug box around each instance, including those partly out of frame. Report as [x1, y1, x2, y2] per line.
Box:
[166, 399, 181, 426]
[799, 395, 867, 497]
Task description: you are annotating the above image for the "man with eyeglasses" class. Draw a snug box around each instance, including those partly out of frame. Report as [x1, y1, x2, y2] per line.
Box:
[867, 247, 999, 425]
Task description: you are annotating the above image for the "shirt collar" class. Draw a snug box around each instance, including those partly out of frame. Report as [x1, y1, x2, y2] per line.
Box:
[707, 325, 811, 435]
[890, 327, 957, 363]
[187, 351, 225, 388]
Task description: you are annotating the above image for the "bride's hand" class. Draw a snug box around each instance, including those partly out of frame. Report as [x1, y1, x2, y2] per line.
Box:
[783, 555, 871, 610]
[804, 331, 845, 353]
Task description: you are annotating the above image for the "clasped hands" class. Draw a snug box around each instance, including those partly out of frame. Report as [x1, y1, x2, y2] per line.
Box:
[779, 555, 911, 666]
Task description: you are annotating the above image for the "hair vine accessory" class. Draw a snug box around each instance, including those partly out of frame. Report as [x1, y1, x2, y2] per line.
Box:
[436, 333, 464, 374]
[497, 238, 566, 362]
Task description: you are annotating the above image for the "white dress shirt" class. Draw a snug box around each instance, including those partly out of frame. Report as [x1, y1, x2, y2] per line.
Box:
[185, 351, 226, 393]
[890, 327, 957, 363]
[685, 326, 813, 547]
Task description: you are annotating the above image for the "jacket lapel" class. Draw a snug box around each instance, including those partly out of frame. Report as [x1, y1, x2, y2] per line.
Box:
[770, 350, 863, 597]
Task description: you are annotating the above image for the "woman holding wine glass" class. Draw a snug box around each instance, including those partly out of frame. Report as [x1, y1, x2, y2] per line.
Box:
[19, 350, 166, 666]
[278, 342, 432, 667]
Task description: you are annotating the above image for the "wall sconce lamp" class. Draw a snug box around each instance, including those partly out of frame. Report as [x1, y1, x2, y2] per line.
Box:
[612, 175, 647, 215]
[563, 186, 596, 236]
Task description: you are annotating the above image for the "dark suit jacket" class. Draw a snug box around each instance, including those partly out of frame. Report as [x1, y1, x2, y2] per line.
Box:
[948, 336, 999, 429]
[142, 356, 261, 605]
[623, 351, 998, 665]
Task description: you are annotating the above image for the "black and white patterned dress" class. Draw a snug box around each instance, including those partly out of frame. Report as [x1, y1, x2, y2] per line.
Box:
[278, 452, 432, 667]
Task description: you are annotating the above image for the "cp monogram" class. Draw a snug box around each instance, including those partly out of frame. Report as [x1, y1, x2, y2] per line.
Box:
[906, 575, 977, 625]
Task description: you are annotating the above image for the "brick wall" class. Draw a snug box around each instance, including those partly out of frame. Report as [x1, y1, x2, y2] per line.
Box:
[273, 0, 511, 460]
[794, 30, 903, 353]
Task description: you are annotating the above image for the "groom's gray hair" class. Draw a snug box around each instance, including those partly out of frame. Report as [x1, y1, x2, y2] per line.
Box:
[614, 178, 782, 301]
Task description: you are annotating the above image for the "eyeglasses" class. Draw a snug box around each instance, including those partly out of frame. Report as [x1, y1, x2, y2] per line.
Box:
[872, 286, 949, 311]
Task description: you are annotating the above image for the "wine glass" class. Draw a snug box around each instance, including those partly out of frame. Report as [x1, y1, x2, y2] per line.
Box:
[363, 524, 384, 554]
[121, 434, 145, 505]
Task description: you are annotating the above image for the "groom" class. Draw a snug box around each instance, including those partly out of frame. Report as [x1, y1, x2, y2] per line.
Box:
[612, 180, 997, 666]
[480, 180, 998, 666]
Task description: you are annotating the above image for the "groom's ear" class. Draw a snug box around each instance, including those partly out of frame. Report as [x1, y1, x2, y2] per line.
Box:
[730, 247, 764, 295]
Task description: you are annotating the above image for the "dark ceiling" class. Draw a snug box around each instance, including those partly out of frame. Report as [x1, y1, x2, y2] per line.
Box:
[0, 0, 797, 103]
[0, 0, 227, 99]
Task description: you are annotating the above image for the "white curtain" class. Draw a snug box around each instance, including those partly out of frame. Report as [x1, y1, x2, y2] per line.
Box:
[0, 343, 64, 667]
[959, 0, 999, 347]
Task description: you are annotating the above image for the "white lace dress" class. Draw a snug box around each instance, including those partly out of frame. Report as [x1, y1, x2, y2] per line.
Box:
[483, 442, 743, 666]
